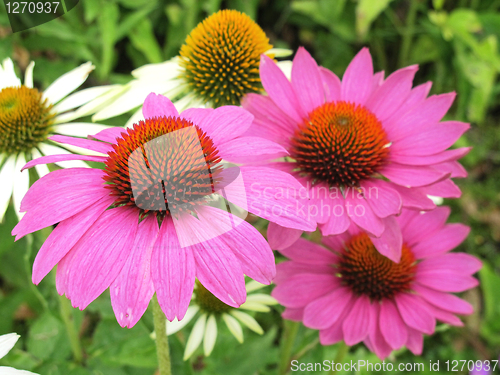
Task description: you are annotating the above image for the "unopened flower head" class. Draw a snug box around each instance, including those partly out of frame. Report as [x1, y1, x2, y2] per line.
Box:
[243, 47, 470, 262]
[167, 280, 277, 360]
[12, 93, 313, 328]
[273, 207, 479, 359]
[0, 58, 110, 222]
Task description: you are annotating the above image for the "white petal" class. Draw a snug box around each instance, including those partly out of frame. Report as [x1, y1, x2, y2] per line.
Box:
[183, 314, 207, 360]
[24, 62, 35, 88]
[266, 48, 293, 58]
[166, 305, 199, 336]
[239, 302, 270, 313]
[0, 366, 40, 375]
[0, 333, 20, 359]
[0, 155, 16, 221]
[125, 107, 145, 129]
[75, 85, 127, 118]
[0, 58, 21, 89]
[276, 60, 292, 81]
[203, 315, 217, 356]
[53, 85, 116, 114]
[53, 123, 112, 137]
[13, 154, 29, 220]
[131, 57, 182, 80]
[230, 310, 263, 335]
[222, 313, 243, 343]
[54, 159, 90, 169]
[38, 143, 92, 167]
[52, 111, 83, 125]
[245, 294, 278, 306]
[43, 62, 94, 105]
[245, 280, 267, 293]
[31, 149, 50, 178]
[92, 79, 179, 121]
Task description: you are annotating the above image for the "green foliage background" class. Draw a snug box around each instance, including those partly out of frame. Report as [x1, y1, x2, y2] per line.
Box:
[0, 0, 500, 374]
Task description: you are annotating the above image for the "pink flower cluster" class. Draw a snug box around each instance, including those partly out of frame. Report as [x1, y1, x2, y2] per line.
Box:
[13, 47, 479, 359]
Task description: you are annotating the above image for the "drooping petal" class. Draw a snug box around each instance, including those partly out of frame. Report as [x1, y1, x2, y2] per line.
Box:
[142, 92, 179, 119]
[22, 154, 107, 171]
[231, 310, 263, 335]
[43, 62, 94, 104]
[395, 293, 435, 334]
[370, 216, 402, 262]
[400, 206, 450, 246]
[166, 305, 199, 335]
[342, 295, 372, 345]
[89, 127, 126, 144]
[390, 184, 436, 211]
[0, 333, 20, 360]
[278, 238, 337, 265]
[12, 155, 29, 220]
[405, 327, 423, 355]
[222, 313, 243, 343]
[203, 314, 218, 356]
[366, 303, 393, 360]
[267, 222, 303, 251]
[152, 216, 195, 321]
[380, 163, 449, 187]
[417, 253, 481, 275]
[12, 169, 108, 239]
[32, 193, 115, 284]
[411, 224, 470, 258]
[344, 192, 385, 237]
[65, 206, 139, 309]
[318, 299, 354, 345]
[111, 215, 159, 328]
[412, 284, 473, 315]
[197, 106, 254, 145]
[0, 155, 16, 221]
[48, 135, 113, 155]
[319, 67, 341, 102]
[361, 179, 402, 218]
[415, 271, 479, 293]
[216, 136, 288, 164]
[184, 314, 207, 360]
[379, 300, 407, 350]
[303, 287, 353, 329]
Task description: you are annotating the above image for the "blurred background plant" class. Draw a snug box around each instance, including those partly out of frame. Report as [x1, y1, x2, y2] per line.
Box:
[0, 0, 499, 374]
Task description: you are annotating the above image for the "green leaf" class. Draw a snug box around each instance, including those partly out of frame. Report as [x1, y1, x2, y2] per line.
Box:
[479, 263, 500, 323]
[128, 18, 163, 64]
[355, 0, 394, 40]
[98, 2, 120, 79]
[27, 313, 66, 360]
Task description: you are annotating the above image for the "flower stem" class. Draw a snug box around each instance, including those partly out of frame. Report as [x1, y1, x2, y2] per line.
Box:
[59, 294, 83, 364]
[329, 341, 349, 374]
[24, 234, 49, 311]
[152, 294, 172, 375]
[279, 321, 300, 375]
[398, 0, 419, 67]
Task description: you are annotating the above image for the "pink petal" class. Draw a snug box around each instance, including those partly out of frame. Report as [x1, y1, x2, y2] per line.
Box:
[319, 299, 353, 345]
[56, 245, 79, 298]
[412, 224, 470, 258]
[370, 216, 402, 262]
[180, 107, 213, 125]
[13, 169, 108, 239]
[341, 48, 374, 105]
[32, 194, 115, 284]
[110, 215, 159, 328]
[49, 135, 113, 154]
[239, 166, 316, 231]
[196, 205, 276, 284]
[142, 92, 178, 119]
[152, 216, 195, 321]
[390, 185, 436, 211]
[361, 179, 402, 218]
[391, 121, 469, 156]
[381, 163, 449, 187]
[405, 327, 423, 355]
[395, 293, 435, 334]
[272, 273, 340, 308]
[291, 47, 325, 113]
[421, 300, 464, 326]
[259, 54, 306, 123]
[344, 191, 385, 237]
[413, 284, 473, 315]
[312, 184, 350, 233]
[282, 308, 304, 321]
[23, 154, 107, 171]
[173, 213, 246, 307]
[415, 271, 479, 293]
[274, 261, 332, 284]
[89, 127, 126, 144]
[320, 67, 341, 102]
[372, 71, 385, 89]
[366, 65, 418, 121]
[66, 206, 140, 309]
[267, 222, 303, 251]
[278, 238, 337, 265]
[216, 136, 288, 164]
[418, 253, 482, 275]
[198, 106, 254, 145]
[303, 287, 353, 329]
[401, 206, 450, 247]
[392, 147, 471, 166]
[342, 295, 372, 345]
[379, 300, 408, 350]
[434, 160, 467, 178]
[422, 179, 461, 198]
[366, 303, 393, 360]
[387, 92, 456, 141]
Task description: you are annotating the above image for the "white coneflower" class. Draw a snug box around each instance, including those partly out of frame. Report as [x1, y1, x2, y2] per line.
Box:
[0, 333, 38, 374]
[166, 280, 277, 360]
[0, 58, 113, 221]
[84, 10, 291, 127]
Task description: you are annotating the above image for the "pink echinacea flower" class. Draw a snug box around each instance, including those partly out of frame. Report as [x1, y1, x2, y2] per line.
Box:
[12, 93, 314, 328]
[243, 47, 470, 262]
[272, 207, 480, 359]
